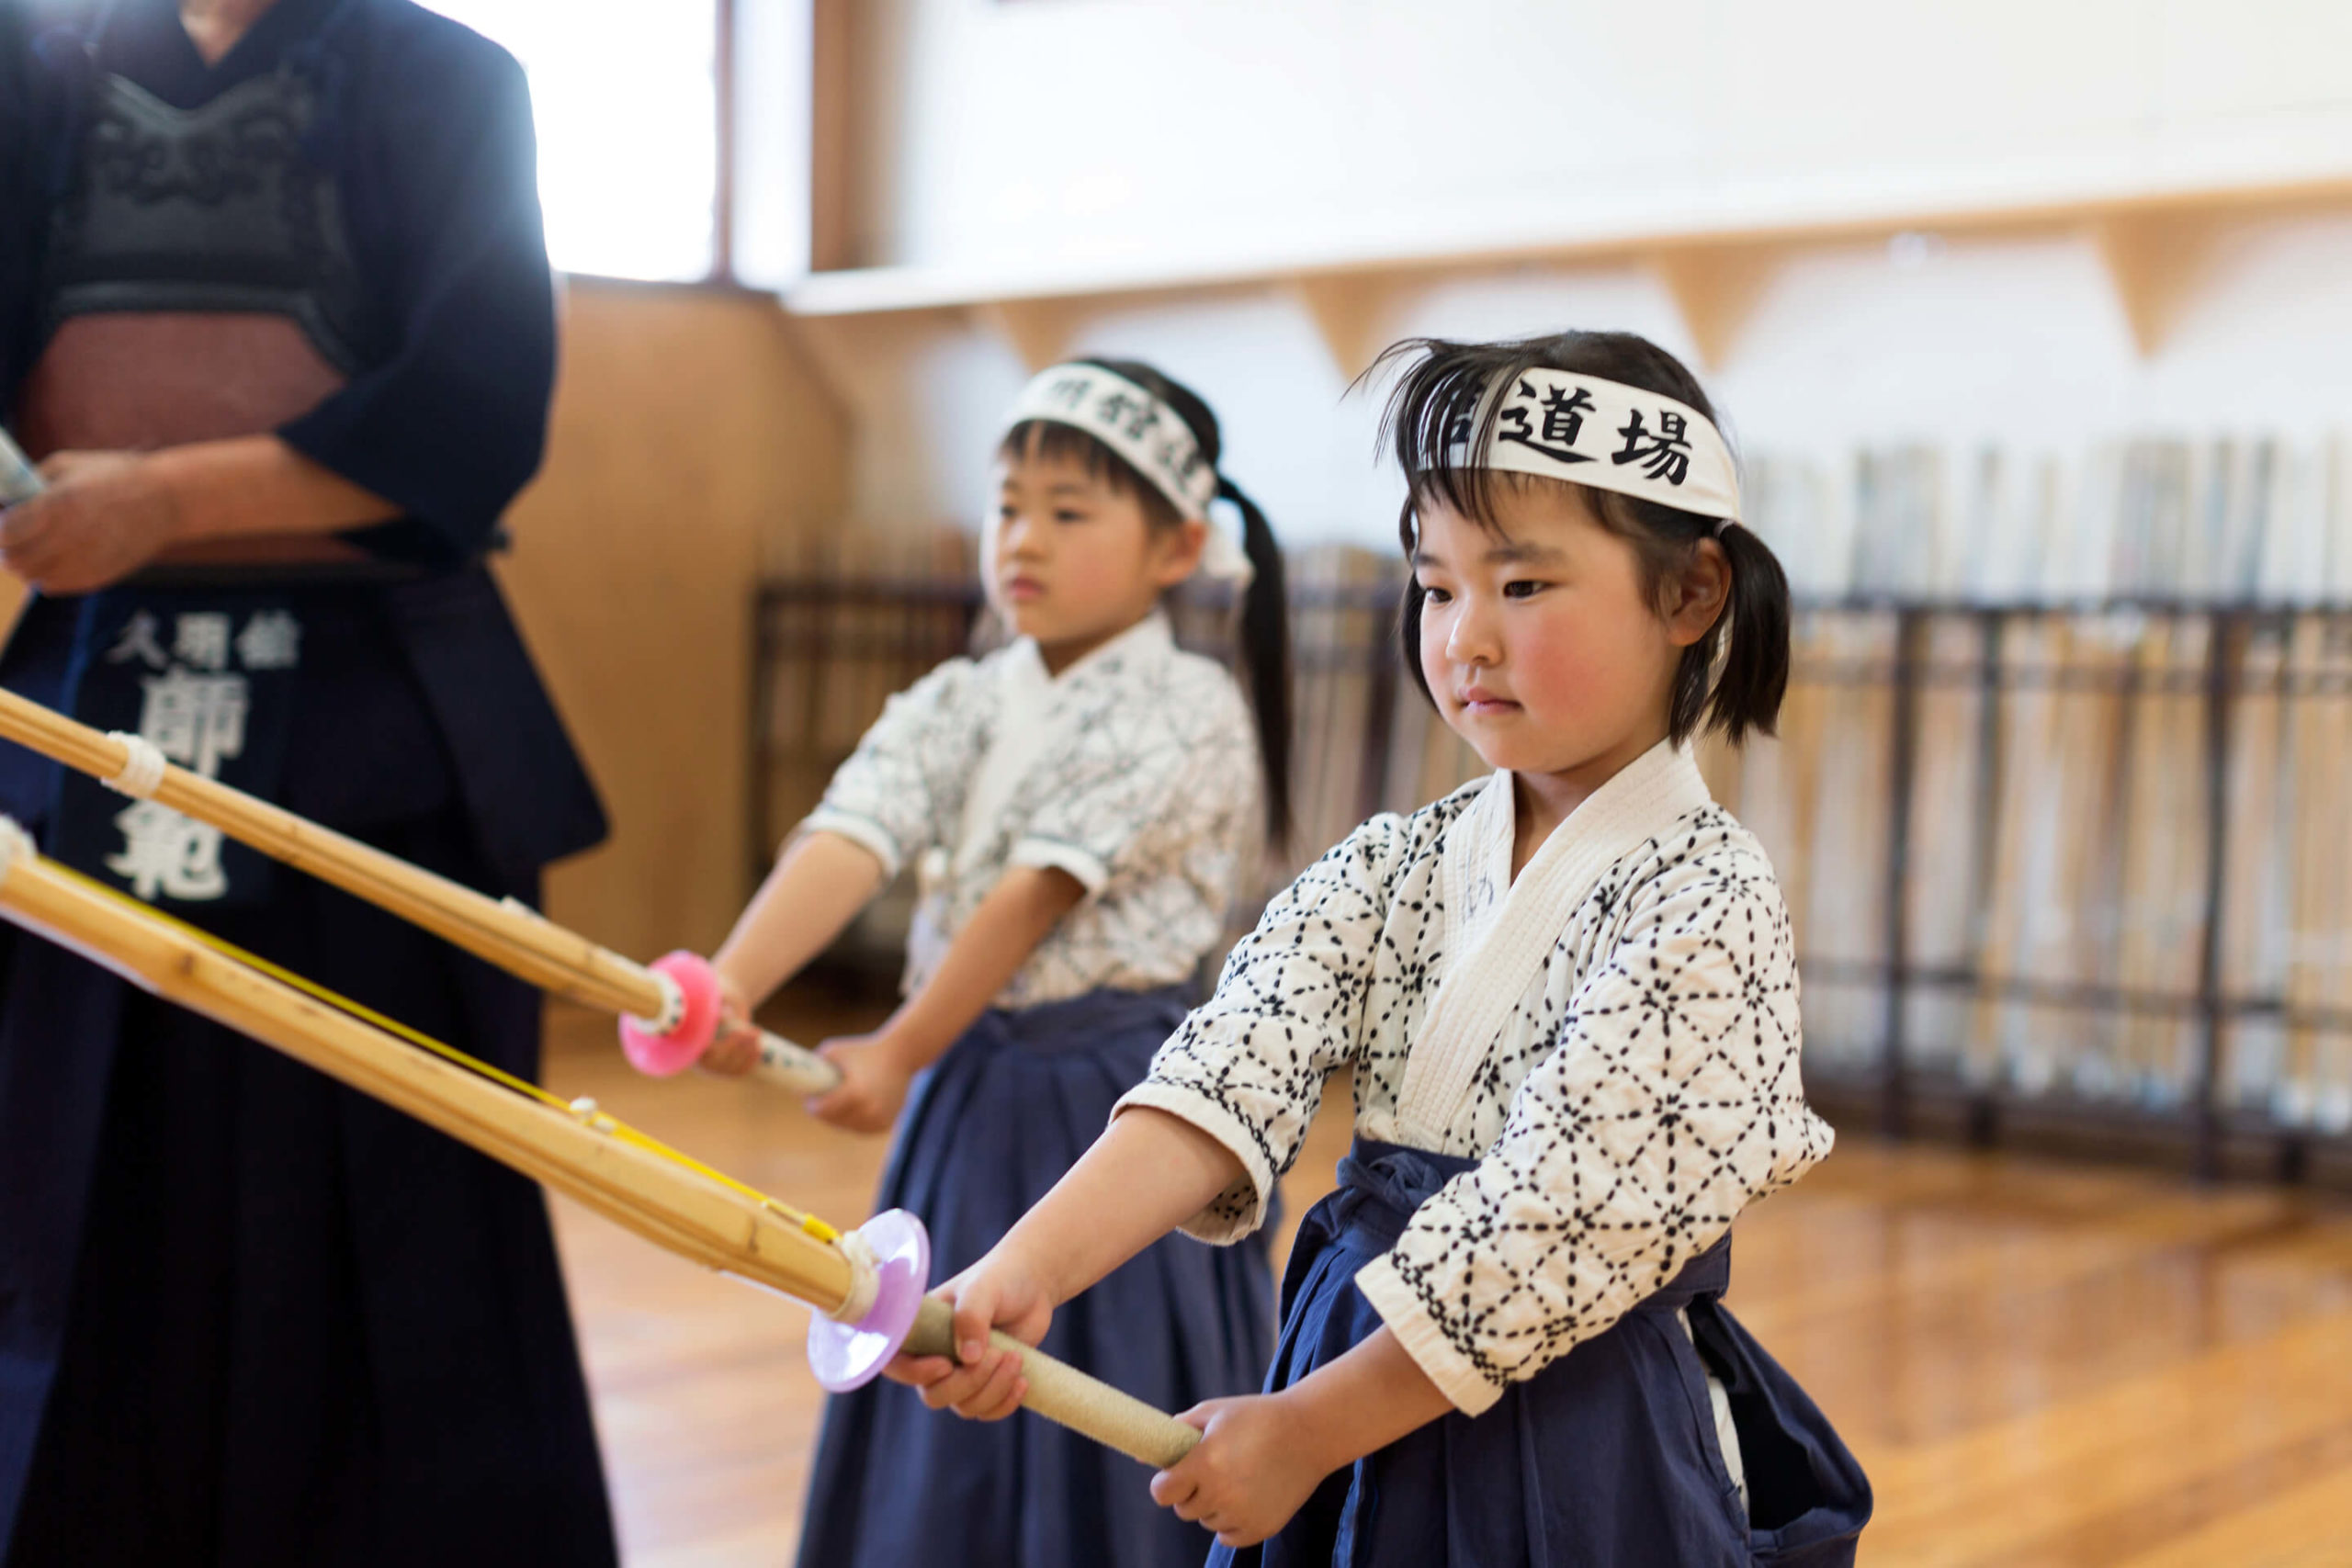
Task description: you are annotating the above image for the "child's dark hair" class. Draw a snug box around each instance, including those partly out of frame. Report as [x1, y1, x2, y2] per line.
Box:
[1373, 330, 1790, 746]
[999, 358, 1294, 844]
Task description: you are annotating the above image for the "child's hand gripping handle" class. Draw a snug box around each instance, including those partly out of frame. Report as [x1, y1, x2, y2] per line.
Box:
[904, 1294, 1203, 1470]
[616, 951, 843, 1094]
[810, 1211, 1202, 1470]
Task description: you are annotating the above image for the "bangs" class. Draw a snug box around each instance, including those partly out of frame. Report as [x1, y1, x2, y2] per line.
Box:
[1374, 337, 1560, 534]
[1370, 333, 1733, 541]
[997, 418, 1155, 502]
[1368, 328, 1786, 747]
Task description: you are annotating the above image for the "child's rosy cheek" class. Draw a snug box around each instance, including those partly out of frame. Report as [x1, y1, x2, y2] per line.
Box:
[1513, 624, 1578, 686]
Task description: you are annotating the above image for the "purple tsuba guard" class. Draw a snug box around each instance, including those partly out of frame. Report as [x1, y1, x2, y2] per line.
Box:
[807, 1208, 932, 1393]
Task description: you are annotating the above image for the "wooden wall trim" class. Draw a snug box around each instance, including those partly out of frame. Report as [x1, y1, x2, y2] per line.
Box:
[808, 0, 858, 273]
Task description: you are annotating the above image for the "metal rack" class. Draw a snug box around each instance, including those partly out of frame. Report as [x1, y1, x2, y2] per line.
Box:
[752, 572, 2352, 1187]
[1791, 601, 2352, 1187]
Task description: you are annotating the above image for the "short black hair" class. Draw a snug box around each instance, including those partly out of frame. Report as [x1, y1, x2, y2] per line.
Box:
[1372, 330, 1790, 745]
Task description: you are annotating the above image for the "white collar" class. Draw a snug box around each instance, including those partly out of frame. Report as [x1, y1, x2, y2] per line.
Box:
[1395, 739, 1716, 1145]
[937, 613, 1178, 886]
[1006, 608, 1174, 690]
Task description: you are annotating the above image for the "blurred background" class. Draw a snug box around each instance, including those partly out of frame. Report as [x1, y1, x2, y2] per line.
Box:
[40, 2, 2347, 1562]
[411, 0, 2352, 1174]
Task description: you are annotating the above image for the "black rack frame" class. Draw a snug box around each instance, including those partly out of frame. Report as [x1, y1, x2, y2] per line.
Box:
[1794, 599, 2352, 1188]
[753, 577, 2352, 1188]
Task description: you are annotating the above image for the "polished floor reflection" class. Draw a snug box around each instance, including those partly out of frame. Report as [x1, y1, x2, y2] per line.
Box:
[545, 995, 2352, 1568]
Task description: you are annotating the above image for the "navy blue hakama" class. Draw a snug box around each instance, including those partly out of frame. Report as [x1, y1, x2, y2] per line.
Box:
[0, 586, 615, 1567]
[1218, 1140, 1871, 1568]
[0, 813, 613, 1565]
[796, 987, 1276, 1568]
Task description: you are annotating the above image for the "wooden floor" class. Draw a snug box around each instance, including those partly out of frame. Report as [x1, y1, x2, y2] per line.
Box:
[542, 995, 2352, 1567]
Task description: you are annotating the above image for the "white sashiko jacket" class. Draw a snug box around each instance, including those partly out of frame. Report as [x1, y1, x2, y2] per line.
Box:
[1118, 739, 1834, 1414]
[804, 612, 1261, 1009]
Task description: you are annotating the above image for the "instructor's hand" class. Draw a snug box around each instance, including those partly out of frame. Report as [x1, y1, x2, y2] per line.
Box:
[0, 451, 184, 593]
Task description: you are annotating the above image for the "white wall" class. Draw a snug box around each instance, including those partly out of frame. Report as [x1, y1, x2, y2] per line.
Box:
[804, 2, 2352, 589]
[814, 216, 2352, 535]
[845, 0, 2352, 276]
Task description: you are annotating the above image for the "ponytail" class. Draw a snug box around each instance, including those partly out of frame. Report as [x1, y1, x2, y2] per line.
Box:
[1218, 476, 1293, 848]
[1699, 524, 1790, 745]
[1013, 356, 1295, 849]
[1579, 495, 1793, 750]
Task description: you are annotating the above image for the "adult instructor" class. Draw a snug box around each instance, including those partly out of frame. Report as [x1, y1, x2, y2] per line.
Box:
[0, 2, 616, 1562]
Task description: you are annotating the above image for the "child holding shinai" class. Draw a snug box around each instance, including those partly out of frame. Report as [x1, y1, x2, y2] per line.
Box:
[899, 332, 1873, 1565]
[706, 360, 1293, 1568]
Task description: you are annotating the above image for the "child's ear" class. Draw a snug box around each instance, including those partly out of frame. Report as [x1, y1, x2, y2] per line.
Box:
[1661, 537, 1731, 648]
[1150, 518, 1209, 588]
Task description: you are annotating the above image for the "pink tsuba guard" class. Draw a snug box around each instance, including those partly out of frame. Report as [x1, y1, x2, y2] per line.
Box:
[807, 1209, 933, 1393]
[616, 950, 723, 1077]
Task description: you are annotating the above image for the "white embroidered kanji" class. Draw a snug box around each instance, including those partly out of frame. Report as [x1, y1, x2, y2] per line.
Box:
[136, 668, 248, 777]
[172, 612, 232, 672]
[106, 611, 169, 670]
[803, 614, 1260, 1007]
[107, 639, 270, 907]
[1120, 781, 1834, 1414]
[106, 800, 229, 901]
[235, 611, 301, 671]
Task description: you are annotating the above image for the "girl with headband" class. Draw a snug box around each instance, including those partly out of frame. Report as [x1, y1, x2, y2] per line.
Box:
[704, 359, 1292, 1568]
[903, 332, 1872, 1565]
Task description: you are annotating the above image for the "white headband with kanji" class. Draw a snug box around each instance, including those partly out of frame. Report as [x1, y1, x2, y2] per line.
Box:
[1449, 368, 1742, 528]
[1003, 364, 1254, 583]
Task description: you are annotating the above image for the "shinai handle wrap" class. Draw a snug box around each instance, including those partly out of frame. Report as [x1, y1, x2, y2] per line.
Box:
[907, 1295, 1203, 1470]
[754, 1031, 842, 1095]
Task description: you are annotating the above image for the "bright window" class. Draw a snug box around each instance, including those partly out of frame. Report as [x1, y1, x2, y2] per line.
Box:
[419, 0, 718, 282]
